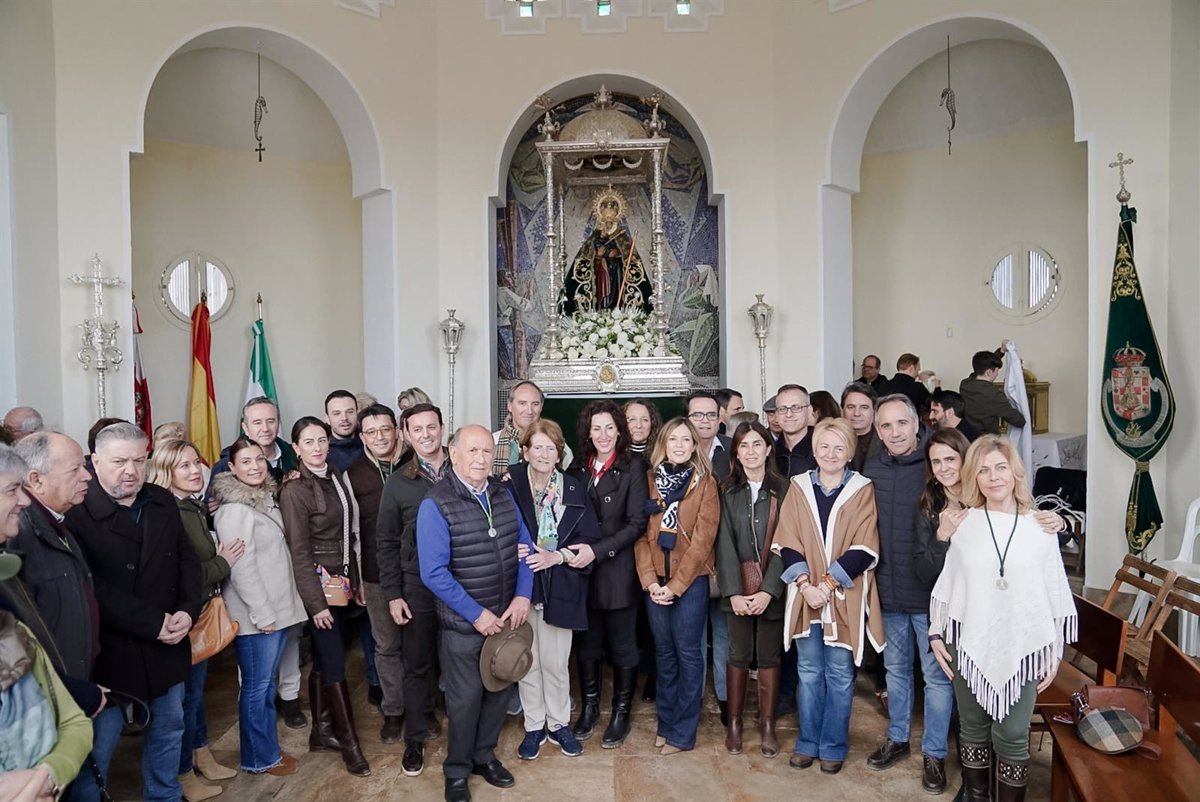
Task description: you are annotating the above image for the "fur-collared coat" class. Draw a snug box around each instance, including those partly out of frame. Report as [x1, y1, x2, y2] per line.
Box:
[212, 474, 306, 635]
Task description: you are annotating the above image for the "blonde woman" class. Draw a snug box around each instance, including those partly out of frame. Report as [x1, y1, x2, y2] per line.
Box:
[634, 418, 719, 755]
[929, 436, 1075, 802]
[149, 439, 243, 799]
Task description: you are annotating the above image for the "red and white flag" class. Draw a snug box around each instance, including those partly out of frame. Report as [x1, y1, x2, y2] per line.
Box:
[133, 302, 153, 441]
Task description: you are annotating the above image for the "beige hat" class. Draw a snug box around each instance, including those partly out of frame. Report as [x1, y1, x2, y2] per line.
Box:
[479, 620, 534, 693]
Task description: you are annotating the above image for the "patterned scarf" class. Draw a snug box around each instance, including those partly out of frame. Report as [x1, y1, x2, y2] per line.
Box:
[0, 613, 56, 773]
[492, 417, 520, 478]
[654, 462, 694, 551]
[533, 470, 564, 550]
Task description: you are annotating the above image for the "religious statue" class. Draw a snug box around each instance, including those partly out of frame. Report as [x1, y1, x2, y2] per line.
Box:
[563, 186, 653, 315]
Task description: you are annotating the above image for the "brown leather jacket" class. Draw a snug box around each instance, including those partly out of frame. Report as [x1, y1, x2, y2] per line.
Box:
[635, 471, 720, 598]
[278, 464, 362, 616]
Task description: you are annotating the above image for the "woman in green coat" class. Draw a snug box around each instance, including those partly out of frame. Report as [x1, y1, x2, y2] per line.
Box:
[715, 421, 788, 758]
[150, 440, 244, 799]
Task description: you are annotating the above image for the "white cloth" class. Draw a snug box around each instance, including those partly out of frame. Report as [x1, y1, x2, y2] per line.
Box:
[929, 509, 1075, 720]
[1002, 341, 1034, 490]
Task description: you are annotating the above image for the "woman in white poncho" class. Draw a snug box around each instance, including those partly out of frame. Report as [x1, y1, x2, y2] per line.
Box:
[928, 435, 1075, 802]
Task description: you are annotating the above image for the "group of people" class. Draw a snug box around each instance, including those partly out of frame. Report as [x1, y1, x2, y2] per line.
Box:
[0, 343, 1073, 802]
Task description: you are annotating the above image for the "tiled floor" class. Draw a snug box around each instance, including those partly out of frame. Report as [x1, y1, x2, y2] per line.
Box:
[105, 646, 1056, 801]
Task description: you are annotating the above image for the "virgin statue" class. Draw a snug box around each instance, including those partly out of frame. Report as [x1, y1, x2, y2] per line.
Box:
[563, 186, 654, 315]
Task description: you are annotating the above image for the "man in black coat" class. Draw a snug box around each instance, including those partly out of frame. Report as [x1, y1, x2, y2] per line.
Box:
[66, 422, 200, 802]
[375, 402, 450, 777]
[882, 353, 931, 415]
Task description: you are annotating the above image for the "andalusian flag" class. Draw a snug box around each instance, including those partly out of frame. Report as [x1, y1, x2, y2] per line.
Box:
[188, 301, 222, 465]
[244, 318, 278, 408]
[1101, 202, 1176, 555]
[132, 303, 153, 441]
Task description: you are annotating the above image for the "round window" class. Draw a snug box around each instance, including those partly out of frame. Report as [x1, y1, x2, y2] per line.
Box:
[985, 245, 1061, 323]
[159, 252, 235, 325]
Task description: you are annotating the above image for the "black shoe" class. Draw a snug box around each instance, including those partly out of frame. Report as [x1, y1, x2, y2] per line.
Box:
[572, 659, 601, 740]
[277, 697, 307, 729]
[402, 741, 424, 777]
[718, 699, 728, 728]
[601, 666, 636, 749]
[444, 777, 470, 802]
[820, 760, 844, 775]
[471, 759, 514, 789]
[922, 754, 947, 794]
[367, 684, 384, 711]
[380, 715, 403, 744]
[867, 740, 911, 770]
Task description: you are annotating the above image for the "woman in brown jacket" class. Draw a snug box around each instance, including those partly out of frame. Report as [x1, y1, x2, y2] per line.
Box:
[772, 417, 885, 775]
[278, 417, 369, 778]
[635, 417, 719, 756]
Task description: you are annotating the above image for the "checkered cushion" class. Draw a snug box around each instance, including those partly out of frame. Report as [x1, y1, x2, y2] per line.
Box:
[1077, 708, 1144, 754]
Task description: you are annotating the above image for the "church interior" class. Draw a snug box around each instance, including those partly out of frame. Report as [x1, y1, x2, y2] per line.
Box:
[2, 1, 1198, 799]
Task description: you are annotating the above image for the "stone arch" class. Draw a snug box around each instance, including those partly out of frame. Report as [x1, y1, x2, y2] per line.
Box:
[128, 24, 401, 403]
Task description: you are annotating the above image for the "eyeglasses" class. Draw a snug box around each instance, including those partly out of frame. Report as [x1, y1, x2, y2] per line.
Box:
[777, 404, 810, 416]
[688, 411, 719, 421]
[362, 426, 395, 438]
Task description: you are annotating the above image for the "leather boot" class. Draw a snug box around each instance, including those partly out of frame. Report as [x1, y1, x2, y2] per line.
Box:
[757, 667, 780, 758]
[572, 659, 601, 740]
[601, 666, 637, 748]
[193, 746, 237, 781]
[995, 758, 1027, 802]
[325, 680, 371, 777]
[724, 665, 748, 754]
[307, 672, 340, 753]
[954, 742, 992, 802]
[178, 772, 221, 801]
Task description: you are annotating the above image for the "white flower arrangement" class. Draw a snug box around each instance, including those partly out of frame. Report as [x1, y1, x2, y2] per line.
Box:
[560, 309, 677, 361]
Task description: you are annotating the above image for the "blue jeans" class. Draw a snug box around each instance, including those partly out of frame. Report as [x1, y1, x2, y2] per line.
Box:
[793, 624, 856, 761]
[82, 682, 186, 801]
[236, 629, 290, 772]
[64, 704, 124, 802]
[178, 660, 209, 773]
[646, 577, 709, 750]
[702, 599, 729, 702]
[358, 611, 379, 687]
[882, 611, 953, 758]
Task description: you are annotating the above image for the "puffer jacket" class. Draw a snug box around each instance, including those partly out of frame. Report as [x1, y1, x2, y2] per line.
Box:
[863, 427, 932, 613]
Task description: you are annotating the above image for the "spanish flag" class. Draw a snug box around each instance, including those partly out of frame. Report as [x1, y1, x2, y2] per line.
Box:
[188, 301, 222, 465]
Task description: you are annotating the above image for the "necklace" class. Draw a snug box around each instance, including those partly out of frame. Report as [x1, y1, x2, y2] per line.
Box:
[984, 507, 1019, 590]
[472, 489, 496, 538]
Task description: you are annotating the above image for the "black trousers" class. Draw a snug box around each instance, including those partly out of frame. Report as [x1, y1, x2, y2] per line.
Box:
[400, 575, 440, 742]
[309, 605, 356, 684]
[440, 628, 509, 780]
[575, 604, 639, 669]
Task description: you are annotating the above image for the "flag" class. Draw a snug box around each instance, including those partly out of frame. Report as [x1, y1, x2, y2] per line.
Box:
[188, 301, 222, 465]
[132, 303, 153, 441]
[1100, 203, 1176, 555]
[244, 317, 278, 409]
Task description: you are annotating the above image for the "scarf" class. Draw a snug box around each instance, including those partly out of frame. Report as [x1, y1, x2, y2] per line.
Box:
[589, 453, 617, 487]
[0, 612, 57, 772]
[492, 418, 520, 477]
[653, 462, 694, 551]
[532, 470, 565, 550]
[930, 509, 1076, 720]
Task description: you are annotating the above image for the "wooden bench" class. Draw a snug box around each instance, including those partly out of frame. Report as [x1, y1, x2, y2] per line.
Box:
[1049, 632, 1200, 801]
[1101, 554, 1177, 679]
[1035, 593, 1127, 721]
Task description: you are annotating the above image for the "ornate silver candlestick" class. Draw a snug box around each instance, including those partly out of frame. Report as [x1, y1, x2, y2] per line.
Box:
[68, 254, 124, 418]
[439, 309, 464, 432]
[747, 293, 774, 406]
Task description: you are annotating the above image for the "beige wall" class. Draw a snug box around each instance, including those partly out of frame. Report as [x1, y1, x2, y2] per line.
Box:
[853, 123, 1088, 433]
[0, 0, 1191, 587]
[130, 139, 363, 441]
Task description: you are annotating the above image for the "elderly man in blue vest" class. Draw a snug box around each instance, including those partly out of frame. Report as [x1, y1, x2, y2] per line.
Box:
[418, 424, 534, 802]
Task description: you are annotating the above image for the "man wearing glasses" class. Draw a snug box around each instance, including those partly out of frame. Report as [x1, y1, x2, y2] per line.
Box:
[685, 391, 731, 482]
[858, 355, 887, 392]
[772, 384, 818, 478]
[344, 403, 409, 743]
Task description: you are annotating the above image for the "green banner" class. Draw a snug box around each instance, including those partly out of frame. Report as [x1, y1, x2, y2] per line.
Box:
[1100, 204, 1176, 554]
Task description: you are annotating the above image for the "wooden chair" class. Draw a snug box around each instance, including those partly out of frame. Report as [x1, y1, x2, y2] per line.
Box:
[1034, 593, 1127, 725]
[1130, 574, 1200, 669]
[1101, 554, 1176, 679]
[1049, 632, 1200, 801]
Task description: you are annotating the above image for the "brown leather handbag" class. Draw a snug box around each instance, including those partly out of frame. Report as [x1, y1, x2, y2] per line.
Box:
[190, 593, 238, 665]
[739, 494, 779, 597]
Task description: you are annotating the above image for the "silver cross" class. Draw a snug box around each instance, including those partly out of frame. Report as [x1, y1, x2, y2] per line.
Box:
[1109, 152, 1134, 202]
[68, 253, 124, 320]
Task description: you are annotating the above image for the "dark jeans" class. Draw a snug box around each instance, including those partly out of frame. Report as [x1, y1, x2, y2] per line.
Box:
[356, 607, 379, 687]
[440, 628, 510, 780]
[178, 659, 209, 773]
[646, 577, 709, 750]
[636, 600, 656, 677]
[235, 628, 289, 772]
[87, 682, 185, 801]
[310, 605, 357, 684]
[400, 576, 440, 742]
[575, 603, 639, 668]
[64, 704, 124, 802]
[727, 612, 783, 669]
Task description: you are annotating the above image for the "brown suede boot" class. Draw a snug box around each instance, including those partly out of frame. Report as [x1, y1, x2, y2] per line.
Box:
[192, 746, 237, 781]
[326, 680, 371, 777]
[308, 671, 340, 753]
[757, 667, 780, 758]
[724, 665, 749, 754]
[178, 772, 221, 801]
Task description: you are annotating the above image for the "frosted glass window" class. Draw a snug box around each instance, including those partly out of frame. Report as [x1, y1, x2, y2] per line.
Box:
[986, 245, 1060, 322]
[158, 252, 235, 325]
